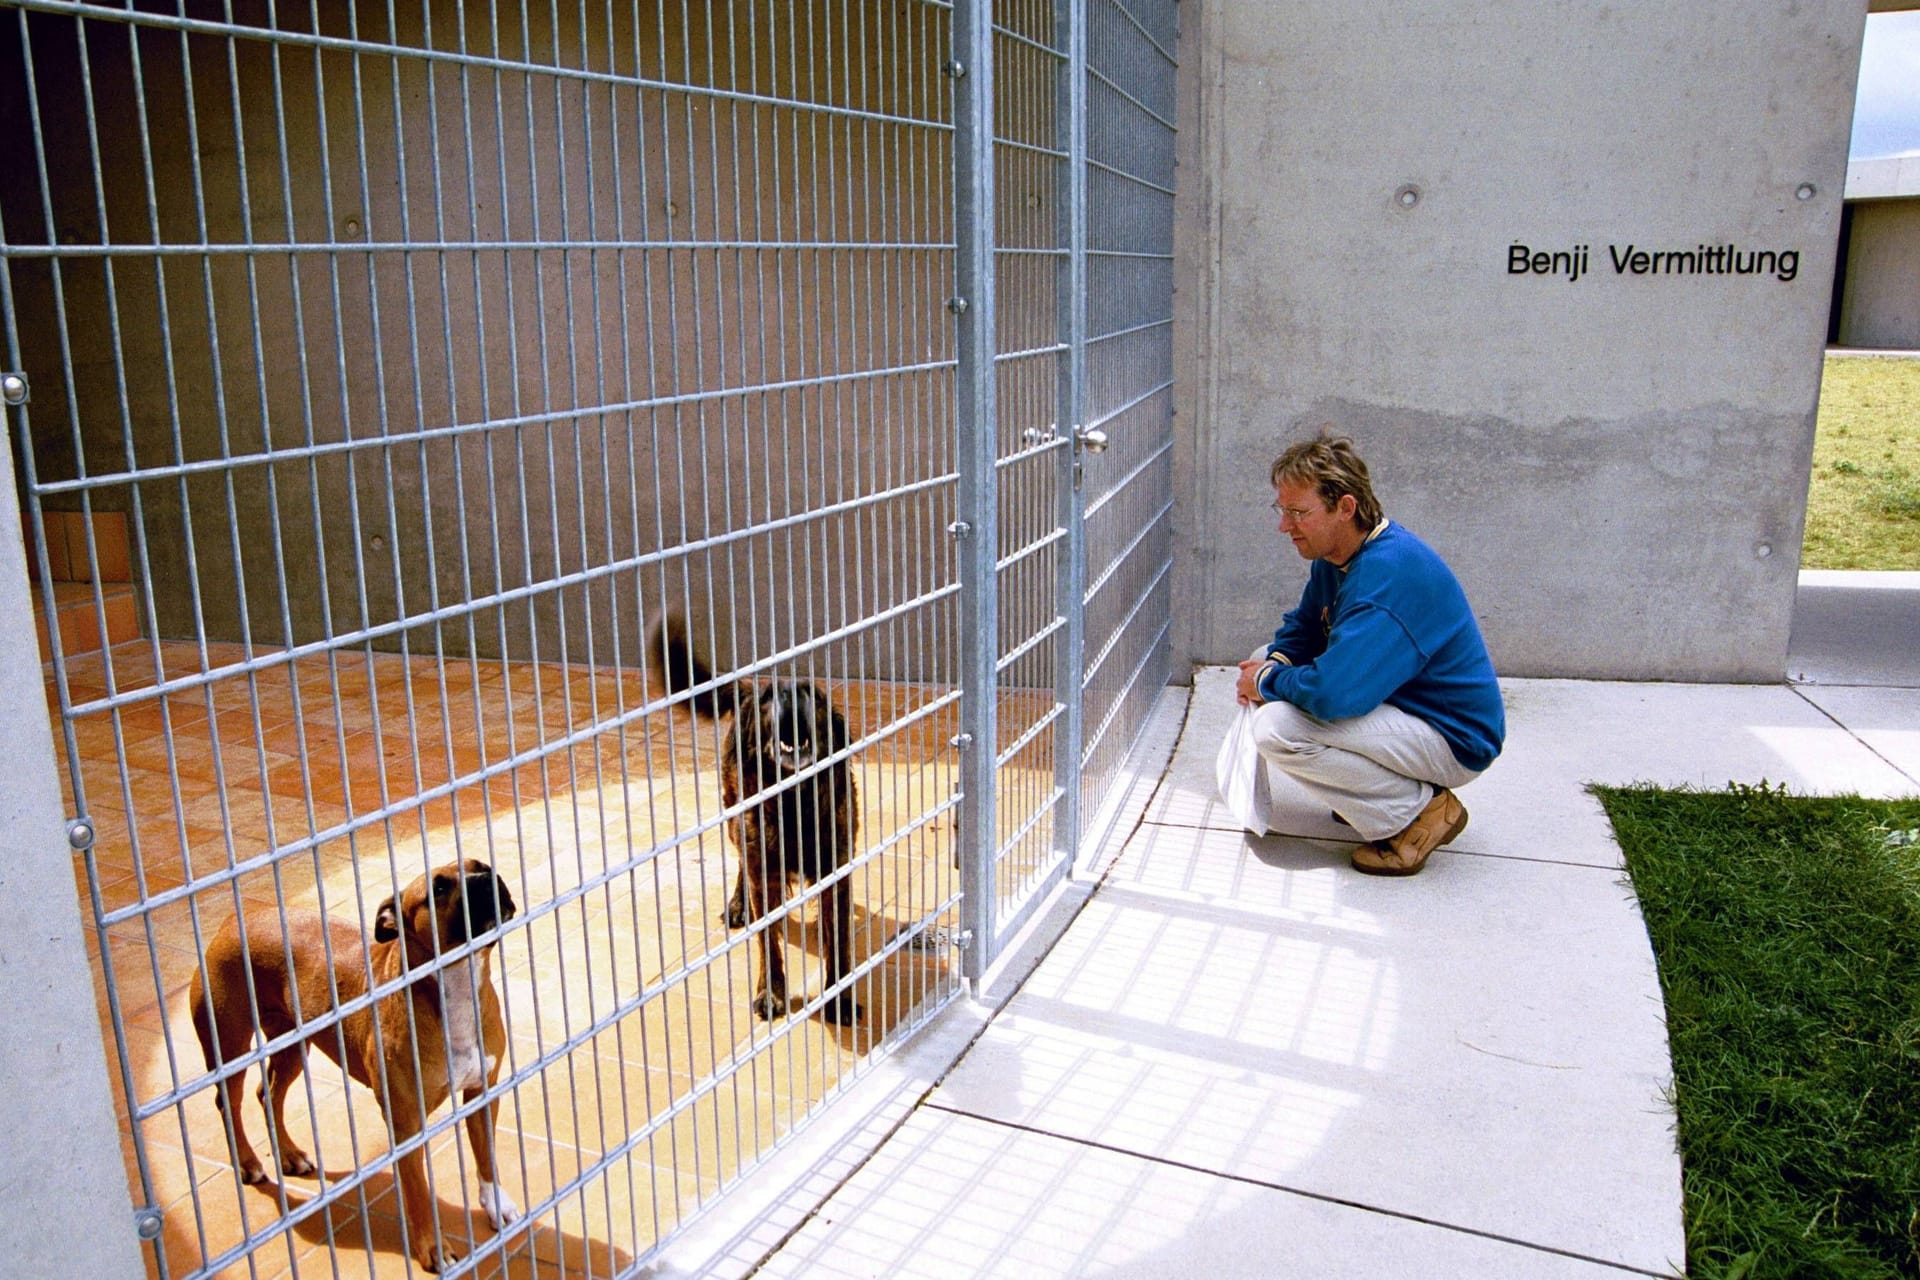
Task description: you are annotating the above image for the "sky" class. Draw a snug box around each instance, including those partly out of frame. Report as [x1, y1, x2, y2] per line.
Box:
[1851, 10, 1920, 159]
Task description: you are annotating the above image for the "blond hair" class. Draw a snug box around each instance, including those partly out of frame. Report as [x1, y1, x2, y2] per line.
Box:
[1270, 429, 1383, 530]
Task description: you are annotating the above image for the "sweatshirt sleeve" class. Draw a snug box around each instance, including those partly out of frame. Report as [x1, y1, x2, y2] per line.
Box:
[1258, 601, 1425, 721]
[1267, 569, 1332, 665]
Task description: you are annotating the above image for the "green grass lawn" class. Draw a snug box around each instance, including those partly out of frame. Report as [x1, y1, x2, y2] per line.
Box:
[1596, 783, 1920, 1279]
[1804, 357, 1920, 570]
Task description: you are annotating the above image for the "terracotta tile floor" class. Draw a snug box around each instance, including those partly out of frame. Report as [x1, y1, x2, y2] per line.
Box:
[50, 639, 1052, 1279]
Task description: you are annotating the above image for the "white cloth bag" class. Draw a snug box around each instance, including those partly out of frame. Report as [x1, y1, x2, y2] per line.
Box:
[1213, 701, 1274, 837]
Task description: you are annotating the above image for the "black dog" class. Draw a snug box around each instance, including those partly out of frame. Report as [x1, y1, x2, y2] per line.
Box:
[654, 616, 861, 1025]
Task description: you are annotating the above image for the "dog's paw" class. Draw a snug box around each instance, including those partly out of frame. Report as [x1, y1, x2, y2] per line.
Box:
[820, 991, 862, 1026]
[280, 1150, 316, 1178]
[480, 1180, 523, 1232]
[239, 1158, 270, 1185]
[751, 990, 785, 1021]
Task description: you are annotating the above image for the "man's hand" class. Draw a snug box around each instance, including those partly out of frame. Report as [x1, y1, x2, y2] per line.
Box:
[1235, 657, 1269, 707]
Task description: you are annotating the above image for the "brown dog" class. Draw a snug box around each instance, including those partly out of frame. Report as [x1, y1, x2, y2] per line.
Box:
[189, 859, 521, 1273]
[654, 616, 862, 1025]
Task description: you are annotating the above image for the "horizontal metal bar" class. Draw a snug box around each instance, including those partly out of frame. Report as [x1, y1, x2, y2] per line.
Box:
[1090, 65, 1177, 133]
[6, 0, 956, 133]
[1086, 493, 1175, 603]
[1086, 155, 1176, 198]
[1084, 428, 1174, 521]
[994, 698, 1063, 771]
[991, 134, 1070, 162]
[190, 1103, 511, 1277]
[990, 788, 1067, 889]
[66, 481, 960, 721]
[634, 693, 963, 872]
[991, 22, 1068, 63]
[0, 236, 960, 261]
[992, 340, 1071, 366]
[1107, 0, 1180, 67]
[994, 613, 1066, 678]
[137, 721, 967, 1125]
[1088, 247, 1175, 262]
[189, 871, 962, 1280]
[990, 436, 1069, 473]
[32, 359, 961, 495]
[1087, 314, 1173, 346]
[1082, 610, 1176, 768]
[97, 627, 964, 931]
[1082, 553, 1172, 696]
[995, 525, 1068, 576]
[147, 930, 519, 1119]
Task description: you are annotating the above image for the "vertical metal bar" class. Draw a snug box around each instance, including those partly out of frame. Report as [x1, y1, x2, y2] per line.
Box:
[1056, 0, 1088, 869]
[953, 0, 997, 983]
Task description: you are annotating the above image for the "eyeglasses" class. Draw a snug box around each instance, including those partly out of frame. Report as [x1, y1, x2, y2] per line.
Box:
[1271, 500, 1320, 522]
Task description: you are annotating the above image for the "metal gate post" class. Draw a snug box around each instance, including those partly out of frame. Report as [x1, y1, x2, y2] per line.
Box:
[953, 0, 999, 984]
[0, 390, 147, 1280]
[1055, 0, 1089, 873]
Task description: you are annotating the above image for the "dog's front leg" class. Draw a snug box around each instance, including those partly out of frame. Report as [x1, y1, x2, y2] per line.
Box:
[461, 1082, 522, 1233]
[744, 825, 789, 1020]
[387, 1103, 454, 1274]
[723, 858, 749, 930]
[819, 874, 861, 1026]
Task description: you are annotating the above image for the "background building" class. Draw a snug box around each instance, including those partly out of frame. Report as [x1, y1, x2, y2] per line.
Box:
[1835, 152, 1920, 349]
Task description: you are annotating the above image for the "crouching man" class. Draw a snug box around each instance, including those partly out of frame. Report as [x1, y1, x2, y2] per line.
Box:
[1220, 430, 1505, 876]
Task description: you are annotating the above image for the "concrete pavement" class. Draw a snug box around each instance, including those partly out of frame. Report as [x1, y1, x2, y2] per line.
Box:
[661, 572, 1920, 1279]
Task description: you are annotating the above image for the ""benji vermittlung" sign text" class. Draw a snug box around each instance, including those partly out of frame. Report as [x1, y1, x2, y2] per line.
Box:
[1508, 241, 1800, 283]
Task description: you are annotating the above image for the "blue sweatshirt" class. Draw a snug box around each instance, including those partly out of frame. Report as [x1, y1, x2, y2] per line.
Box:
[1257, 521, 1505, 772]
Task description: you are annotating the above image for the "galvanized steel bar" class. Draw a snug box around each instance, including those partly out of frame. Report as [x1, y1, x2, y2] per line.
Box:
[1055, 0, 1089, 873]
[951, 0, 998, 984]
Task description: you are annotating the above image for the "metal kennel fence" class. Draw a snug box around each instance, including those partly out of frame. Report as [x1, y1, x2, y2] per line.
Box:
[0, 0, 1176, 1275]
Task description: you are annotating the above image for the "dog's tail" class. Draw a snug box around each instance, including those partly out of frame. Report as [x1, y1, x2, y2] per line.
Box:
[653, 613, 740, 720]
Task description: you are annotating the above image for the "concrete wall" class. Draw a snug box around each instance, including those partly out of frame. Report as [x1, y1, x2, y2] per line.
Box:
[1174, 1, 1868, 681]
[1839, 197, 1920, 348]
[0, 450, 144, 1278]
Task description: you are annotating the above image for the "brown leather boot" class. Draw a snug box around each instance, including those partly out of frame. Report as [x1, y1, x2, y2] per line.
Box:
[1350, 788, 1468, 877]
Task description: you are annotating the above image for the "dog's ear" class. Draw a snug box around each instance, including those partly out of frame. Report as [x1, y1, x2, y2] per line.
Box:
[373, 895, 400, 943]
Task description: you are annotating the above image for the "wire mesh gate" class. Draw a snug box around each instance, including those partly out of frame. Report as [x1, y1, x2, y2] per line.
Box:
[0, 0, 1175, 1275]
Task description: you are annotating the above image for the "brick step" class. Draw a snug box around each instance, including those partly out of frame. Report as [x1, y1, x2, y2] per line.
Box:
[34, 580, 140, 664]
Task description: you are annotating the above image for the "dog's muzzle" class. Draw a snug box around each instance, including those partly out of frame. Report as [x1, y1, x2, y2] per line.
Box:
[452, 870, 518, 944]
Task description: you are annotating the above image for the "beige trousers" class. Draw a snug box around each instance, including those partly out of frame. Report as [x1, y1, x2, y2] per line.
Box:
[1218, 696, 1481, 842]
